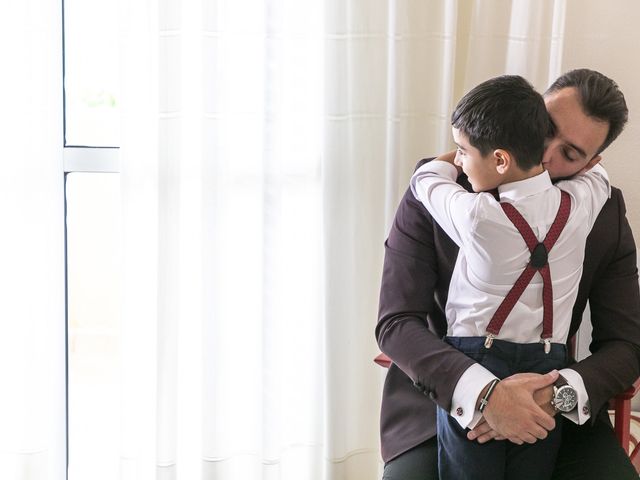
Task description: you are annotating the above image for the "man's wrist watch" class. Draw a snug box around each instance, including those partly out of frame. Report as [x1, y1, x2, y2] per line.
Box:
[552, 375, 578, 413]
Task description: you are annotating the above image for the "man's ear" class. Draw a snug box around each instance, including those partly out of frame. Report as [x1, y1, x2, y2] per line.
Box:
[579, 154, 602, 174]
[494, 149, 511, 175]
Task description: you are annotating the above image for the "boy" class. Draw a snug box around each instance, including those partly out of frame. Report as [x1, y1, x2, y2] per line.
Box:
[410, 75, 610, 479]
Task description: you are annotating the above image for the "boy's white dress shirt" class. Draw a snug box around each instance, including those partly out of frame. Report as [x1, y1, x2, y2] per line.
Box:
[410, 161, 610, 430]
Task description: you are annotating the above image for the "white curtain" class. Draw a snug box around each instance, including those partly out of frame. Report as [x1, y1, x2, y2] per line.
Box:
[116, 0, 640, 479]
[0, 1, 66, 479]
[118, 0, 393, 475]
[119, 0, 330, 478]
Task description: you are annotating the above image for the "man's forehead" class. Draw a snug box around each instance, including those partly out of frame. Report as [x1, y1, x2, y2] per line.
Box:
[544, 89, 608, 159]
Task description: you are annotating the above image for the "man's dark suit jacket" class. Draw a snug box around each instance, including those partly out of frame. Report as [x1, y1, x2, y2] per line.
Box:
[376, 158, 640, 463]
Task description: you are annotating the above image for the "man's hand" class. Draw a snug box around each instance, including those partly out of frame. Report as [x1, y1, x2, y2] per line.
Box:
[533, 382, 555, 417]
[467, 380, 556, 443]
[471, 370, 559, 445]
[466, 417, 506, 443]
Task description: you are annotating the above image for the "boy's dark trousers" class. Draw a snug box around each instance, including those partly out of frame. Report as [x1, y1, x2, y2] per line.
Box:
[437, 337, 568, 480]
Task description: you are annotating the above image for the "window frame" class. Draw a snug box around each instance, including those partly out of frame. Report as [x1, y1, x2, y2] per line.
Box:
[62, 0, 121, 477]
[64, 147, 120, 173]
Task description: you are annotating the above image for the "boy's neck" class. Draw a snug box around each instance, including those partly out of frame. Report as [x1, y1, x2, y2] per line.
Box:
[502, 163, 545, 185]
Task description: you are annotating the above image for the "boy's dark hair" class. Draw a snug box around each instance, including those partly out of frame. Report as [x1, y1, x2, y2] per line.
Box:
[545, 68, 628, 156]
[452, 75, 549, 171]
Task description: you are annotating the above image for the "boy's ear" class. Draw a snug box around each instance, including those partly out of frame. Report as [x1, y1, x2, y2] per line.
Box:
[494, 149, 511, 175]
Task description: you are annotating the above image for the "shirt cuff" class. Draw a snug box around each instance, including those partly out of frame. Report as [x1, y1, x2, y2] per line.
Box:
[450, 363, 498, 429]
[559, 368, 591, 424]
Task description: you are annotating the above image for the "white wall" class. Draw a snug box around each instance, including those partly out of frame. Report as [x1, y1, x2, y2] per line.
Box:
[559, 1, 640, 236]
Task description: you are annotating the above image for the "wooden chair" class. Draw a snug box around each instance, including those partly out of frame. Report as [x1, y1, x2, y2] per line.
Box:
[610, 379, 640, 471]
[374, 351, 640, 471]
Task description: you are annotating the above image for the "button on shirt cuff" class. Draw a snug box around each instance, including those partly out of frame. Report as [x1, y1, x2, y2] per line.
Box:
[559, 368, 591, 424]
[450, 363, 498, 429]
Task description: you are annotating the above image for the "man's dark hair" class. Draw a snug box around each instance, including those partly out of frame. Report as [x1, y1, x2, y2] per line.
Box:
[452, 75, 548, 170]
[545, 68, 628, 156]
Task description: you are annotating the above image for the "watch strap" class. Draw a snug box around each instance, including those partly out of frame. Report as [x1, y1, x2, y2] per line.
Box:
[553, 374, 569, 389]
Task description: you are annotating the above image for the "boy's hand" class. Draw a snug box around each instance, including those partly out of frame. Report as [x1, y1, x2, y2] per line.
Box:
[435, 150, 456, 164]
[435, 150, 463, 176]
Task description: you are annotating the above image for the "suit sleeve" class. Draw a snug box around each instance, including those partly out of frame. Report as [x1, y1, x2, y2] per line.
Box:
[570, 189, 640, 420]
[375, 163, 477, 411]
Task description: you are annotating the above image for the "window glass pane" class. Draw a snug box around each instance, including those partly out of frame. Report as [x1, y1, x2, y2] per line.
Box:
[66, 173, 121, 479]
[64, 0, 119, 146]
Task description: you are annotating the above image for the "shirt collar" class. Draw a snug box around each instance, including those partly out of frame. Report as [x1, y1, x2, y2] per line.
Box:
[498, 170, 553, 202]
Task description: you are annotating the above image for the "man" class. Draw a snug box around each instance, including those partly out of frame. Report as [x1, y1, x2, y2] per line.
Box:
[376, 69, 640, 479]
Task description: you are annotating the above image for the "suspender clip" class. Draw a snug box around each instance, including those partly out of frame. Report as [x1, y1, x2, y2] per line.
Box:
[542, 338, 551, 354]
[484, 334, 495, 349]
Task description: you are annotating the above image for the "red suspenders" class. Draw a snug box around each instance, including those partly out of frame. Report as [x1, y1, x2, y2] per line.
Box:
[484, 190, 571, 353]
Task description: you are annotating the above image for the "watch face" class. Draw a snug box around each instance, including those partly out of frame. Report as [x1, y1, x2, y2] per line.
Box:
[554, 385, 578, 412]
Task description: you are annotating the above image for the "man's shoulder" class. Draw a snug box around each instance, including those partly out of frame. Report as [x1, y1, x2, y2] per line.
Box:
[590, 185, 625, 240]
[601, 185, 624, 215]
[610, 185, 623, 201]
